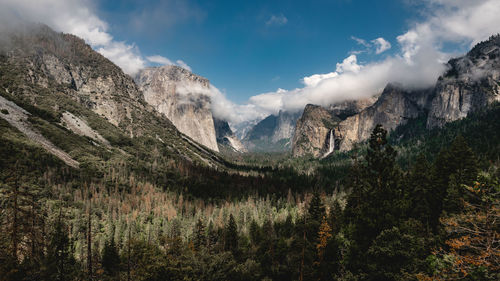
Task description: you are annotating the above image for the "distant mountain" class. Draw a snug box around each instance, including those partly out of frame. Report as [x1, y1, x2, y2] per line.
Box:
[243, 110, 301, 152]
[213, 117, 246, 152]
[135, 65, 219, 152]
[292, 34, 500, 157]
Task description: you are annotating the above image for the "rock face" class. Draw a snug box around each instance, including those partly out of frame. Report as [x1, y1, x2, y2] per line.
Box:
[14, 33, 148, 137]
[213, 117, 247, 152]
[336, 85, 432, 151]
[0, 24, 225, 167]
[292, 35, 500, 157]
[292, 98, 376, 157]
[292, 105, 338, 157]
[427, 36, 500, 128]
[244, 110, 301, 152]
[135, 66, 219, 152]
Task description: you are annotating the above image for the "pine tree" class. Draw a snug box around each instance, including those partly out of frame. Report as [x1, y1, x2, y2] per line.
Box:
[193, 218, 206, 251]
[44, 214, 77, 281]
[249, 219, 261, 245]
[102, 235, 120, 278]
[308, 192, 325, 223]
[442, 136, 480, 213]
[407, 154, 435, 230]
[224, 214, 238, 256]
[207, 221, 218, 253]
[344, 124, 403, 275]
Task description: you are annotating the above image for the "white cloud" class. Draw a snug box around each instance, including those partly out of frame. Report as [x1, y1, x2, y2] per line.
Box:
[98, 42, 146, 75]
[146, 55, 174, 65]
[266, 14, 288, 26]
[174, 81, 269, 124]
[335, 54, 362, 73]
[372, 37, 391, 54]
[145, 56, 192, 72]
[176, 60, 192, 72]
[351, 36, 370, 48]
[0, 0, 190, 76]
[302, 72, 338, 87]
[234, 0, 500, 124]
[352, 36, 391, 54]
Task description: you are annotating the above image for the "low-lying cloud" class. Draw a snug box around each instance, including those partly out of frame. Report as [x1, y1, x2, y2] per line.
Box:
[234, 0, 500, 124]
[2, 0, 500, 127]
[0, 0, 189, 76]
[146, 55, 192, 71]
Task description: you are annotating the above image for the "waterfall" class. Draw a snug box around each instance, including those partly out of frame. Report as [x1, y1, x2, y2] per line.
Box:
[328, 129, 334, 154]
[323, 129, 335, 158]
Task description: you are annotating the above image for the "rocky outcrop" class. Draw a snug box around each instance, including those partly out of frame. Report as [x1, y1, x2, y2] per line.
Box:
[336, 85, 431, 151]
[0, 24, 225, 167]
[0, 95, 79, 168]
[292, 105, 338, 157]
[293, 35, 500, 157]
[213, 117, 246, 152]
[292, 98, 378, 157]
[244, 110, 301, 152]
[427, 35, 500, 128]
[135, 66, 219, 152]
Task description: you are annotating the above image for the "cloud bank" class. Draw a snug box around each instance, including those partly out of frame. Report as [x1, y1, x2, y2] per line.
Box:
[0, 0, 189, 75]
[232, 0, 500, 124]
[1, 0, 500, 127]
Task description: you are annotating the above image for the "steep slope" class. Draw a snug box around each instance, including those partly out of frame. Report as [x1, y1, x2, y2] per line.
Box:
[213, 117, 246, 152]
[0, 24, 224, 169]
[292, 105, 338, 157]
[244, 110, 301, 152]
[427, 35, 500, 128]
[135, 66, 219, 152]
[335, 85, 431, 151]
[293, 35, 500, 157]
[292, 98, 377, 157]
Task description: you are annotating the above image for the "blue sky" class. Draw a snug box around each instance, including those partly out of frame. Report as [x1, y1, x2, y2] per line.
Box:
[98, 0, 416, 103]
[3, 0, 500, 123]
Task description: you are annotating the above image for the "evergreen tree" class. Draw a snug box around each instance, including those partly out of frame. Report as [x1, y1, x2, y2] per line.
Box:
[344, 124, 403, 276]
[225, 214, 238, 256]
[442, 136, 479, 213]
[193, 218, 206, 251]
[308, 192, 325, 223]
[207, 220, 218, 253]
[249, 219, 261, 245]
[407, 154, 435, 230]
[102, 236, 120, 278]
[43, 215, 77, 281]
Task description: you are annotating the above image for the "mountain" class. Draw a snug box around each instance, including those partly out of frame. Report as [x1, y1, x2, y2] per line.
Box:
[292, 34, 500, 157]
[213, 117, 246, 152]
[427, 35, 500, 128]
[292, 98, 376, 157]
[244, 110, 301, 152]
[335, 85, 432, 152]
[135, 65, 219, 152]
[0, 24, 224, 169]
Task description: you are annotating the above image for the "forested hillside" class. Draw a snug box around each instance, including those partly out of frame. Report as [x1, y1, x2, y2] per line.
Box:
[0, 24, 499, 281]
[1, 103, 498, 280]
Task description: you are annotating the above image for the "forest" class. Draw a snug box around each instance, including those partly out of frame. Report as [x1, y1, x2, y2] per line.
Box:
[1, 102, 499, 281]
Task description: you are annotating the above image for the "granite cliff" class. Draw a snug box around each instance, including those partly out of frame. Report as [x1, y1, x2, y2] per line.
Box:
[135, 66, 219, 152]
[292, 35, 500, 157]
[291, 98, 376, 157]
[0, 24, 224, 167]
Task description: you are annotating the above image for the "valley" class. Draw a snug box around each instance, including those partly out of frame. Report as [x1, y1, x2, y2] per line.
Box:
[0, 14, 499, 281]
